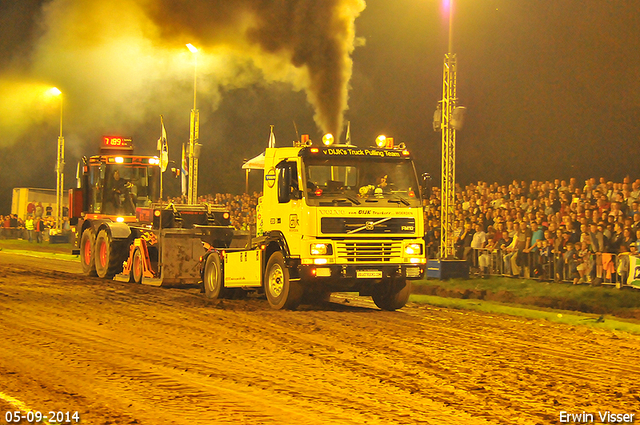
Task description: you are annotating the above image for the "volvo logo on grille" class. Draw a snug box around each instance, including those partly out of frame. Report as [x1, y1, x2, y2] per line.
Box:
[365, 221, 375, 231]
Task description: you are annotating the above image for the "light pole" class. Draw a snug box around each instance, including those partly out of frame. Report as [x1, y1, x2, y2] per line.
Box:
[186, 43, 200, 204]
[437, 0, 459, 259]
[49, 87, 64, 232]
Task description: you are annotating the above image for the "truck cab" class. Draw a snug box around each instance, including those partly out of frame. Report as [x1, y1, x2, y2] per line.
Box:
[201, 136, 426, 310]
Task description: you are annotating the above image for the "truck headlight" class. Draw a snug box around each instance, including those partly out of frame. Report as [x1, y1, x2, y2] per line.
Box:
[311, 243, 333, 255]
[404, 243, 423, 256]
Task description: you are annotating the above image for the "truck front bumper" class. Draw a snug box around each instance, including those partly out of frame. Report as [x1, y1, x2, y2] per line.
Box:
[298, 263, 424, 281]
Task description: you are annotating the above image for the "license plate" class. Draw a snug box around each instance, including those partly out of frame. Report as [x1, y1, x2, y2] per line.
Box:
[356, 270, 383, 278]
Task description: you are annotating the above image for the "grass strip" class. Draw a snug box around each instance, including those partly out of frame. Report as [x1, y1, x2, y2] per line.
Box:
[410, 294, 640, 334]
[0, 239, 74, 254]
[413, 277, 640, 319]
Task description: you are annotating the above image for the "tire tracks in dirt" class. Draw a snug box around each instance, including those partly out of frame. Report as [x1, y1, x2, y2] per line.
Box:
[1, 257, 639, 424]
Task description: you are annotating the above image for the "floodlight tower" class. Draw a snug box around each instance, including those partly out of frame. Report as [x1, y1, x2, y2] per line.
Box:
[186, 43, 200, 204]
[439, 0, 458, 259]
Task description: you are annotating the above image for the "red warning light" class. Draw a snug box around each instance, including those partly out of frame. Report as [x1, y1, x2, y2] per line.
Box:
[314, 188, 323, 196]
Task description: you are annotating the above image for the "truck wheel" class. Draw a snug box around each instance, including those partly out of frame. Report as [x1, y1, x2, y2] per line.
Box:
[371, 278, 412, 311]
[265, 252, 303, 310]
[203, 252, 230, 299]
[131, 247, 143, 284]
[80, 229, 97, 276]
[94, 229, 125, 279]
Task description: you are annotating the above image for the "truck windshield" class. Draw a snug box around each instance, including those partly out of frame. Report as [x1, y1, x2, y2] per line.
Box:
[303, 156, 421, 207]
[93, 163, 159, 215]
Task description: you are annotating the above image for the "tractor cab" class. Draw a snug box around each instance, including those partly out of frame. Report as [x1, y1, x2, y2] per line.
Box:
[87, 156, 160, 215]
[70, 136, 161, 220]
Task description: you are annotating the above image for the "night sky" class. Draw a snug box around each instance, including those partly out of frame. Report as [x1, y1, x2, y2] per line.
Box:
[1, 0, 639, 214]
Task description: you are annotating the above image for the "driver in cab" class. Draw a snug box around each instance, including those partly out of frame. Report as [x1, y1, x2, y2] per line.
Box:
[359, 174, 389, 198]
[112, 170, 136, 214]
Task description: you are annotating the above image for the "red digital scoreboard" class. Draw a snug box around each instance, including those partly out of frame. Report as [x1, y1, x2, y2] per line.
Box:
[102, 136, 133, 151]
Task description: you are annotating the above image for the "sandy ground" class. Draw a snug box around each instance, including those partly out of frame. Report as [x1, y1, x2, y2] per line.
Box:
[0, 251, 639, 425]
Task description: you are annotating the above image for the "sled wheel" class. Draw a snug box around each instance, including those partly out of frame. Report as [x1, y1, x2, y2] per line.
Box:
[131, 247, 143, 284]
[203, 252, 231, 299]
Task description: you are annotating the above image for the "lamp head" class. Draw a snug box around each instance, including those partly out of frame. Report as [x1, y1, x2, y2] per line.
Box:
[321, 133, 334, 146]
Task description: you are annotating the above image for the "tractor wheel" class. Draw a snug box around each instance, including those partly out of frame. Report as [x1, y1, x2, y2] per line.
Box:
[94, 229, 126, 279]
[371, 278, 412, 311]
[265, 252, 303, 310]
[203, 252, 230, 299]
[131, 247, 143, 284]
[79, 229, 97, 276]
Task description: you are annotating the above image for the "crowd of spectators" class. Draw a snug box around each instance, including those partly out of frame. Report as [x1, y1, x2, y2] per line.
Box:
[423, 177, 640, 285]
[199, 192, 260, 231]
[1, 213, 67, 243]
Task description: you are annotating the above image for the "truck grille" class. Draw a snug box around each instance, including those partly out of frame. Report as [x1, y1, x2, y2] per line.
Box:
[321, 217, 415, 234]
[336, 241, 402, 263]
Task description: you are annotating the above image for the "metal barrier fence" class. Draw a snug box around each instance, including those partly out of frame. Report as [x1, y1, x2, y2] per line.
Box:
[425, 243, 630, 287]
[467, 248, 626, 286]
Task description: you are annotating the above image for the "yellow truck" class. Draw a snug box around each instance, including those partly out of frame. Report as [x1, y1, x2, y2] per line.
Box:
[200, 136, 426, 310]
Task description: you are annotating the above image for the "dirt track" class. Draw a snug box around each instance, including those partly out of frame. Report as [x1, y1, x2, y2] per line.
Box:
[0, 251, 639, 425]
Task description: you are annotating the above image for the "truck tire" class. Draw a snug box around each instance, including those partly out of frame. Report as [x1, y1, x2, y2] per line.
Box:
[265, 252, 303, 310]
[94, 229, 126, 279]
[131, 247, 143, 284]
[371, 278, 412, 311]
[80, 229, 97, 276]
[203, 252, 230, 299]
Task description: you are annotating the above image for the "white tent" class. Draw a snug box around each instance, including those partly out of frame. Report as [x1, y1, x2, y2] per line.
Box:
[242, 126, 274, 170]
[242, 152, 265, 170]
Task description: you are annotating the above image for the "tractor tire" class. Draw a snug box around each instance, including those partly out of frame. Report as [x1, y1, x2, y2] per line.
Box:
[371, 278, 412, 311]
[265, 252, 303, 310]
[94, 229, 126, 279]
[203, 252, 231, 299]
[79, 229, 97, 277]
[131, 247, 143, 284]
